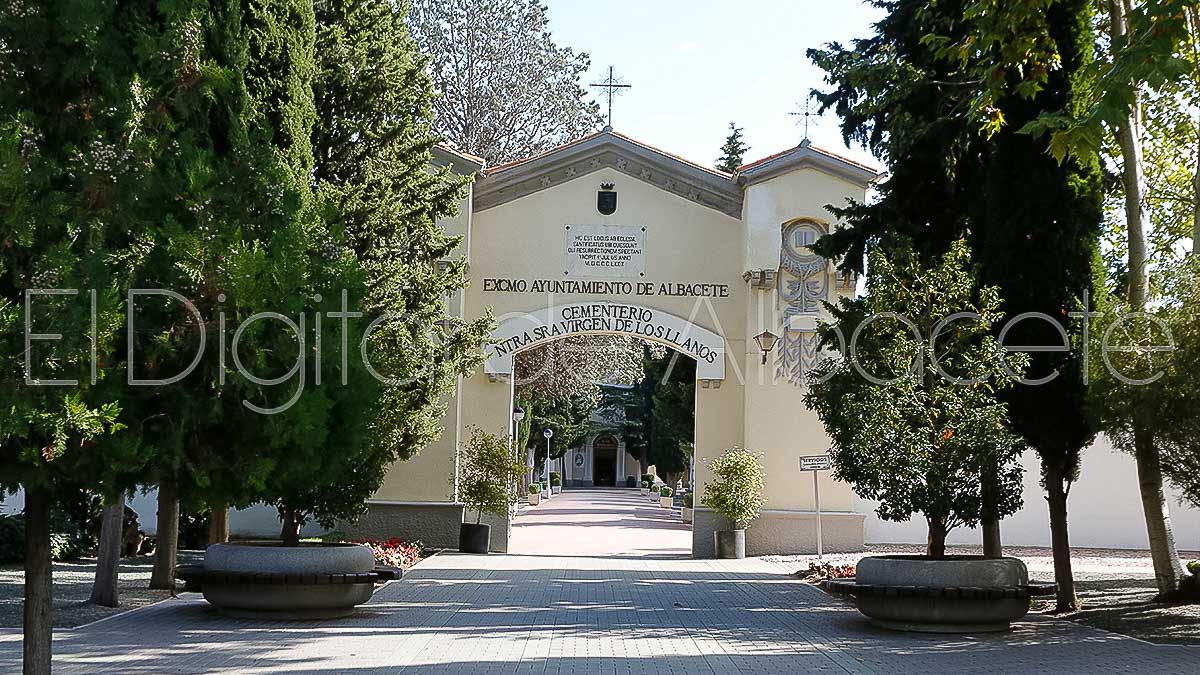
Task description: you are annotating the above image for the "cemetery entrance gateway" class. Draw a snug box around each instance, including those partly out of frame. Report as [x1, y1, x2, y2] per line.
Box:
[354, 131, 880, 557]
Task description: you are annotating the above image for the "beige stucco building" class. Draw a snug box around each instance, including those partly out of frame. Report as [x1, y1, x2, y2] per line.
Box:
[348, 129, 883, 556]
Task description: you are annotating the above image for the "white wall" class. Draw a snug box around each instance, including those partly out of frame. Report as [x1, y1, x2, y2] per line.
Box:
[863, 435, 1200, 551]
[0, 488, 323, 539]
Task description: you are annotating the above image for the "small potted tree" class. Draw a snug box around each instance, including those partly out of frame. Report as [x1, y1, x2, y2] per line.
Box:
[701, 447, 765, 559]
[681, 493, 694, 523]
[540, 480, 550, 499]
[550, 472, 562, 494]
[527, 484, 541, 506]
[639, 480, 650, 496]
[659, 486, 674, 509]
[457, 429, 529, 554]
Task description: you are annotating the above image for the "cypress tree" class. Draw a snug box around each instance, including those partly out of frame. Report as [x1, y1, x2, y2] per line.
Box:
[715, 122, 750, 174]
[269, 0, 492, 536]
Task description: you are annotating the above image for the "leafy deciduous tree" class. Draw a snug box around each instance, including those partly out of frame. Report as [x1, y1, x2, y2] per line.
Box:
[407, 0, 603, 164]
[805, 242, 1028, 558]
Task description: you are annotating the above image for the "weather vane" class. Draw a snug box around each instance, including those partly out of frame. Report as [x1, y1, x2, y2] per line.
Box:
[590, 65, 631, 131]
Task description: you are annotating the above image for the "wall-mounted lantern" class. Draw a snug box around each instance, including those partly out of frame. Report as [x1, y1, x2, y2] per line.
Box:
[754, 329, 779, 365]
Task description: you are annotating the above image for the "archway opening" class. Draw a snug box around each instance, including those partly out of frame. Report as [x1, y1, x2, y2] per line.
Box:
[592, 434, 619, 487]
[507, 332, 701, 558]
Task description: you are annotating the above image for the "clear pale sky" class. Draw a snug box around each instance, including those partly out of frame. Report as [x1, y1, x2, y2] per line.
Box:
[546, 0, 885, 171]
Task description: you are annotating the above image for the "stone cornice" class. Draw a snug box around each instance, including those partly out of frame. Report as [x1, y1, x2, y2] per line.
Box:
[474, 131, 744, 218]
[432, 144, 485, 175]
[737, 139, 883, 189]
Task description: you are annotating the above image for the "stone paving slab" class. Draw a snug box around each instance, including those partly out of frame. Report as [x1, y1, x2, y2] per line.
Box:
[2, 490, 1195, 674]
[509, 488, 691, 558]
[1, 552, 1196, 674]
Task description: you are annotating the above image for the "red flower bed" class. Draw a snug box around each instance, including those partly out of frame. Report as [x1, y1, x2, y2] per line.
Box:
[350, 538, 425, 569]
[800, 561, 856, 580]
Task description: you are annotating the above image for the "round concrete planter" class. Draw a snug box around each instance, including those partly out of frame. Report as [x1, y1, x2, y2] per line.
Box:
[850, 556, 1031, 632]
[528, 493, 540, 506]
[659, 496, 673, 509]
[681, 507, 693, 523]
[713, 530, 746, 559]
[551, 485, 562, 494]
[201, 543, 376, 619]
[459, 523, 491, 554]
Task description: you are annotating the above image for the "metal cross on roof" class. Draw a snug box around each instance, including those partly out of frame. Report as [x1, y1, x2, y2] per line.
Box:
[789, 98, 816, 142]
[590, 65, 631, 131]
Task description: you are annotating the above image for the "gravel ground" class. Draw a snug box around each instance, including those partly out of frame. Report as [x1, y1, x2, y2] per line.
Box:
[768, 543, 1200, 645]
[0, 551, 200, 629]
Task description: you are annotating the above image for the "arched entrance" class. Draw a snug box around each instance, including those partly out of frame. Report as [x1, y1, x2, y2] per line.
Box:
[591, 434, 619, 487]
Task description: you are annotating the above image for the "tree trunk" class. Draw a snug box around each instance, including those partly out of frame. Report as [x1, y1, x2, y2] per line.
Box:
[23, 485, 52, 675]
[89, 494, 124, 607]
[1107, 0, 1186, 600]
[1044, 463, 1079, 611]
[1190, 6, 1200, 249]
[1193, 130, 1199, 248]
[926, 516, 947, 559]
[149, 479, 179, 590]
[982, 520, 1002, 559]
[981, 457, 1002, 558]
[207, 504, 229, 546]
[279, 506, 301, 547]
[1133, 428, 1187, 597]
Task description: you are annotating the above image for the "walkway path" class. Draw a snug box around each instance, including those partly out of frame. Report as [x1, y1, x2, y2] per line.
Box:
[508, 487, 691, 557]
[0, 490, 1195, 673]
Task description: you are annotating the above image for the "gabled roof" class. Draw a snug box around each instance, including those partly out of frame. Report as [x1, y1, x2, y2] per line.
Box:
[474, 130, 744, 218]
[737, 139, 882, 188]
[432, 143, 486, 175]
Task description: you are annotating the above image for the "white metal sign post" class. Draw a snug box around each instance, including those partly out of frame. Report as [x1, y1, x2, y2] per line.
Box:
[799, 454, 832, 561]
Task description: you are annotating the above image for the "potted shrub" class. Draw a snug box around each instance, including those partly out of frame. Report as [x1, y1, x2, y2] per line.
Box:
[701, 447, 765, 559]
[639, 480, 650, 496]
[527, 484, 541, 506]
[540, 481, 550, 498]
[804, 243, 1033, 631]
[682, 493, 694, 523]
[659, 486, 674, 509]
[625, 476, 637, 488]
[457, 429, 529, 554]
[550, 472, 562, 494]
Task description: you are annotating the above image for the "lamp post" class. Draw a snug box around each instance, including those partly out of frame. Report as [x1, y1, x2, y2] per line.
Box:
[512, 407, 526, 488]
[543, 428, 553, 486]
[754, 329, 779, 365]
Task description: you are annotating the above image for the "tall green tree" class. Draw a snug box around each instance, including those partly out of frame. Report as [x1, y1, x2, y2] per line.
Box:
[0, 0, 156, 668]
[805, 243, 1028, 558]
[809, 0, 1103, 609]
[115, 0, 340, 585]
[264, 0, 492, 544]
[524, 394, 594, 473]
[715, 122, 749, 174]
[934, 0, 1197, 601]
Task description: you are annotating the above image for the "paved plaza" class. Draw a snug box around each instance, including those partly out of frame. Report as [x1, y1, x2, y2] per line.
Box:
[1, 489, 1196, 674]
[508, 487, 692, 557]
